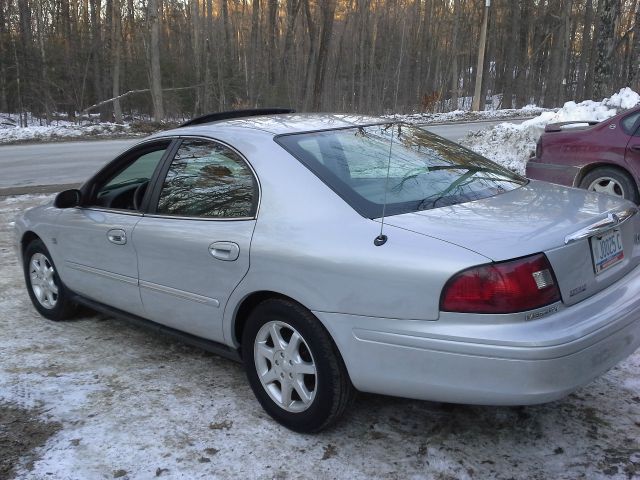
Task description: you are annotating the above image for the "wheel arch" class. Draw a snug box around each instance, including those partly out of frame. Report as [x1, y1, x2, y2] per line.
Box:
[21, 231, 42, 258]
[232, 290, 302, 355]
[575, 162, 639, 192]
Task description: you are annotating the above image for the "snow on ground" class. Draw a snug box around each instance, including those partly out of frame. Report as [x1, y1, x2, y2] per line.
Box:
[384, 104, 546, 125]
[0, 114, 141, 144]
[0, 104, 544, 146]
[1, 194, 640, 480]
[460, 87, 640, 175]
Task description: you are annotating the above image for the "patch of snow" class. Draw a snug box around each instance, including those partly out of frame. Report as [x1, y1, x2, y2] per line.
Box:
[605, 87, 640, 110]
[384, 104, 548, 125]
[1, 194, 640, 480]
[0, 194, 53, 205]
[0, 118, 135, 144]
[460, 87, 640, 175]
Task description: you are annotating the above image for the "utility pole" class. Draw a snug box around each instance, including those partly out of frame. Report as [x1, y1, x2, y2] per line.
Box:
[472, 0, 490, 111]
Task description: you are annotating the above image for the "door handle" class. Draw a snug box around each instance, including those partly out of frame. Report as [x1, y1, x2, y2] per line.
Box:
[107, 229, 127, 245]
[209, 241, 240, 261]
[631, 145, 640, 152]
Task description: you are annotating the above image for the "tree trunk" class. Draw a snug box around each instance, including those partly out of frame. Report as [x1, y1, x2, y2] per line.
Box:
[282, 0, 302, 92]
[515, 0, 530, 107]
[0, 0, 6, 112]
[576, 0, 594, 99]
[449, 0, 461, 110]
[472, 2, 490, 111]
[267, 0, 278, 87]
[249, 0, 260, 104]
[629, 0, 640, 87]
[302, 0, 317, 110]
[111, 0, 123, 122]
[35, 0, 51, 123]
[147, 0, 164, 121]
[559, 0, 572, 105]
[191, 0, 202, 114]
[203, 0, 213, 112]
[220, 0, 234, 82]
[593, 0, 620, 98]
[311, 0, 336, 111]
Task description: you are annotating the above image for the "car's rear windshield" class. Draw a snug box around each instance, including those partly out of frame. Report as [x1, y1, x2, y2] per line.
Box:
[276, 123, 526, 218]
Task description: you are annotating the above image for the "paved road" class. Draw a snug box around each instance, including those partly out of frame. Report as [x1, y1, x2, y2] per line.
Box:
[0, 139, 138, 191]
[0, 119, 520, 194]
[425, 119, 516, 141]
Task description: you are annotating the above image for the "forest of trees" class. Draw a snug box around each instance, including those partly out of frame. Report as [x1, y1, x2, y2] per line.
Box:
[0, 0, 639, 124]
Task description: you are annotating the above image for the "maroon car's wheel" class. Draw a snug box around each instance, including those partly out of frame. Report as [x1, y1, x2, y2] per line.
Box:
[580, 167, 639, 204]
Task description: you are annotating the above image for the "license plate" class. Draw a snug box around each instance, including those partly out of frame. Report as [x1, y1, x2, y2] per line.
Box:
[591, 228, 624, 274]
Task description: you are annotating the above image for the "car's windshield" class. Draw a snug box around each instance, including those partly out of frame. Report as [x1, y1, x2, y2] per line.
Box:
[276, 123, 526, 218]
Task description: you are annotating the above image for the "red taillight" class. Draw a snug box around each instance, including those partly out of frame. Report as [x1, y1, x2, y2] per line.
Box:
[440, 253, 561, 314]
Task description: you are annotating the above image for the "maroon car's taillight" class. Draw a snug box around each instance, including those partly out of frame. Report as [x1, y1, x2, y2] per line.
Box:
[440, 253, 561, 314]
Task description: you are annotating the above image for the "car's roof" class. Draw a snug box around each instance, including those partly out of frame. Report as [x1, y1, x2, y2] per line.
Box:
[150, 113, 389, 140]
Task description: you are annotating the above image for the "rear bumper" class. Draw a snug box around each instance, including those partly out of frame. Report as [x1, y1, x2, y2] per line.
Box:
[314, 264, 640, 405]
[525, 159, 580, 188]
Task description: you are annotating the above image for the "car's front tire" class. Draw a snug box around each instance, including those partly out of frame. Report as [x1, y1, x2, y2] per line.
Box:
[23, 238, 77, 321]
[580, 167, 640, 203]
[242, 298, 355, 432]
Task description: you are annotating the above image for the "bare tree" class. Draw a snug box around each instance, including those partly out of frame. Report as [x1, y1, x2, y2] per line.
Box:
[2, 0, 639, 124]
[146, 0, 163, 121]
[594, 0, 621, 98]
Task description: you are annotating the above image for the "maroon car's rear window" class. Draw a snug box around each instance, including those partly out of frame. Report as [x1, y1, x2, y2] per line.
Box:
[276, 123, 526, 218]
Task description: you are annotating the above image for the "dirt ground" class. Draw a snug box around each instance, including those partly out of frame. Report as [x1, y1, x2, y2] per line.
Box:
[1, 194, 640, 480]
[0, 404, 61, 480]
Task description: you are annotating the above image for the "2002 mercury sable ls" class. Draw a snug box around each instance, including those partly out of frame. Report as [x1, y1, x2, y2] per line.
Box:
[14, 110, 640, 432]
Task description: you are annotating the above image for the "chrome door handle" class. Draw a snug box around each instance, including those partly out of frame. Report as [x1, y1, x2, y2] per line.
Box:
[107, 229, 127, 245]
[631, 145, 640, 152]
[209, 241, 240, 261]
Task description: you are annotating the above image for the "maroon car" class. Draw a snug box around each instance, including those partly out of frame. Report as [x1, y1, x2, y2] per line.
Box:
[526, 105, 640, 203]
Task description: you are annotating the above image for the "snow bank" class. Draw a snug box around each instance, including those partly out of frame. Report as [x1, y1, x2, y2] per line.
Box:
[0, 115, 135, 144]
[384, 104, 547, 125]
[461, 87, 640, 175]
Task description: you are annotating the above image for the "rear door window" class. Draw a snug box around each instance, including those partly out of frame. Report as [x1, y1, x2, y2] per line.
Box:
[621, 112, 640, 136]
[155, 139, 257, 218]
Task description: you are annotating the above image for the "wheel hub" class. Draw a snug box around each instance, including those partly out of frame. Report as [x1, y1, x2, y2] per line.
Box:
[254, 320, 317, 413]
[29, 253, 59, 309]
[588, 177, 625, 198]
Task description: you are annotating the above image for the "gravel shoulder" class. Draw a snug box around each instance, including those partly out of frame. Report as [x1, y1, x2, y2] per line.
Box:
[1, 195, 639, 480]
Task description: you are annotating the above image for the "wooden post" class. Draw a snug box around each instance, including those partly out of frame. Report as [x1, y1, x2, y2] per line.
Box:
[472, 0, 490, 111]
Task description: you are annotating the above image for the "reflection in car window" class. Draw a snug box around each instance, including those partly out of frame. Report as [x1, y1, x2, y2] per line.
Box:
[277, 123, 526, 218]
[621, 112, 640, 135]
[156, 139, 256, 218]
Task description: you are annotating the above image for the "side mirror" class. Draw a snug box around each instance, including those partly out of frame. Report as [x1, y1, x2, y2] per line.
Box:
[54, 189, 82, 209]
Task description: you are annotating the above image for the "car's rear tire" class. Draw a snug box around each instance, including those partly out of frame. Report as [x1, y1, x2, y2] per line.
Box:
[242, 298, 355, 433]
[23, 238, 77, 321]
[579, 167, 639, 203]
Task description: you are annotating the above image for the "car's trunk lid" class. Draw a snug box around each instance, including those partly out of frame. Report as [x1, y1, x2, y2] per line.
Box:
[384, 180, 640, 306]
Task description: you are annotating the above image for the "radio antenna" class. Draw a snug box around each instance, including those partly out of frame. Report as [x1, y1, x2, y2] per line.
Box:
[374, 123, 395, 246]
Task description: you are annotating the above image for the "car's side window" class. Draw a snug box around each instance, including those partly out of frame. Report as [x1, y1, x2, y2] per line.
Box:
[90, 142, 170, 211]
[156, 139, 257, 218]
[621, 112, 640, 136]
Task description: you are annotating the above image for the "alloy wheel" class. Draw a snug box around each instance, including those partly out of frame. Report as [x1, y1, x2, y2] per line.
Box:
[254, 320, 317, 413]
[587, 177, 625, 198]
[29, 253, 59, 309]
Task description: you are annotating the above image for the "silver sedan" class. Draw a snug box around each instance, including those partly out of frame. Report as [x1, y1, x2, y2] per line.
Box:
[14, 111, 640, 432]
